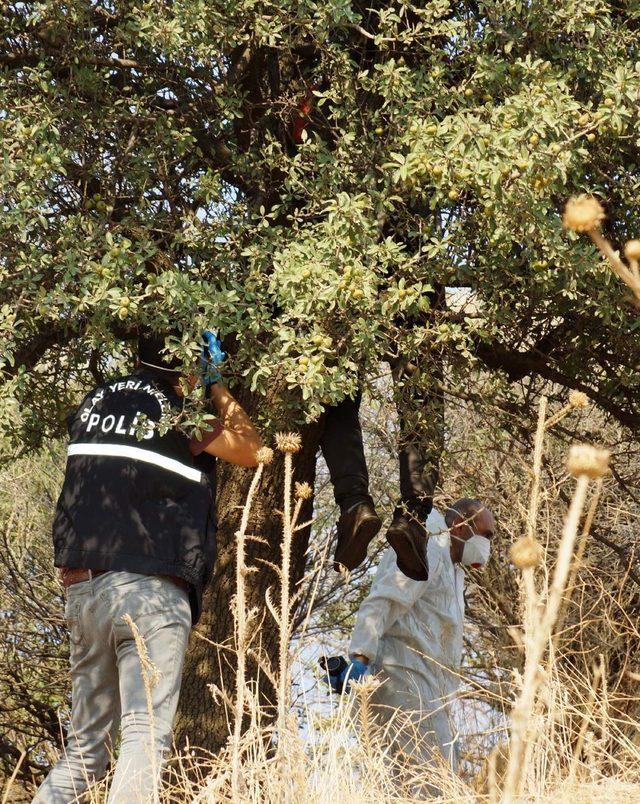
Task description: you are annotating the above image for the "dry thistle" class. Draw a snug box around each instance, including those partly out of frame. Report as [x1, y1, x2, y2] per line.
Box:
[563, 194, 640, 306]
[562, 195, 605, 233]
[275, 432, 302, 454]
[566, 444, 610, 479]
[624, 239, 640, 261]
[510, 536, 544, 570]
[256, 446, 274, 465]
[351, 674, 381, 694]
[568, 390, 588, 409]
[294, 481, 313, 500]
[544, 391, 588, 430]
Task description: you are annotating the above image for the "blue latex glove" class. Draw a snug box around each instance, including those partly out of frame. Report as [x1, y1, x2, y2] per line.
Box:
[332, 659, 370, 694]
[200, 330, 226, 385]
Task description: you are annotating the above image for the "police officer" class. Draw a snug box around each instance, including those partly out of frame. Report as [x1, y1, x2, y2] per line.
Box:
[34, 331, 262, 804]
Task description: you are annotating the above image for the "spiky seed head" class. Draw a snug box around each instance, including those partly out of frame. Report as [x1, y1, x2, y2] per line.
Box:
[510, 536, 544, 570]
[569, 390, 589, 409]
[275, 432, 302, 454]
[566, 444, 610, 479]
[562, 195, 605, 233]
[256, 446, 274, 465]
[351, 675, 381, 695]
[294, 481, 313, 500]
[624, 239, 640, 260]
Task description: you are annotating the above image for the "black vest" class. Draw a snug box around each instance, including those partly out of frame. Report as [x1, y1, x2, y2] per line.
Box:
[52, 368, 216, 624]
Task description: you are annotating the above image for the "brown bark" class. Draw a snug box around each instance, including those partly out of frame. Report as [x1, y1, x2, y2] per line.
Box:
[473, 337, 640, 430]
[174, 389, 323, 752]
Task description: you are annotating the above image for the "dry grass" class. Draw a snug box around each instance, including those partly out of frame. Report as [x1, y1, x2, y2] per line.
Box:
[3, 411, 639, 803]
[157, 411, 637, 802]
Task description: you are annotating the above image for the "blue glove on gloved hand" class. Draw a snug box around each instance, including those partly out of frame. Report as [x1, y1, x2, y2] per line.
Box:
[200, 330, 226, 386]
[331, 658, 370, 694]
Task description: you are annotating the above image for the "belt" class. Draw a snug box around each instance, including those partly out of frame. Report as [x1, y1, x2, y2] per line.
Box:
[59, 568, 108, 588]
[59, 567, 190, 593]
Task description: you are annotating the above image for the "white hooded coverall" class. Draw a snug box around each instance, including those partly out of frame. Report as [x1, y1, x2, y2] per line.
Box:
[349, 509, 465, 771]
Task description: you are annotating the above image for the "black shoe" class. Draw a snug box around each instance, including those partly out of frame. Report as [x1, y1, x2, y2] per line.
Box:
[334, 502, 382, 572]
[386, 515, 429, 581]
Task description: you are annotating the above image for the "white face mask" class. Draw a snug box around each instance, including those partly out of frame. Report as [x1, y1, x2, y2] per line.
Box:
[453, 533, 491, 568]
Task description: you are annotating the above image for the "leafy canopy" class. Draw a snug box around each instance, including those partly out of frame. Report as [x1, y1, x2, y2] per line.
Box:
[2, 0, 640, 448]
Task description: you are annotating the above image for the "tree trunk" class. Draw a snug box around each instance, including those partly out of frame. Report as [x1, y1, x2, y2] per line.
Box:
[174, 390, 323, 752]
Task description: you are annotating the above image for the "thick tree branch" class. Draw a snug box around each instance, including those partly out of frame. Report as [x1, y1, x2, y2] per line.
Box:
[3, 325, 71, 379]
[474, 338, 640, 430]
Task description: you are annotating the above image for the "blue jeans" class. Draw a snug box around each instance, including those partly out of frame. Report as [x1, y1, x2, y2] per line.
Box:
[33, 572, 191, 803]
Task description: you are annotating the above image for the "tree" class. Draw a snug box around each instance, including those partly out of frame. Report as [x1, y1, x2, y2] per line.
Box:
[2, 0, 640, 754]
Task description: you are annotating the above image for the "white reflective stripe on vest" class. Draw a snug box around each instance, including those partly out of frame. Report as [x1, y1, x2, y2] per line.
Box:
[68, 443, 203, 483]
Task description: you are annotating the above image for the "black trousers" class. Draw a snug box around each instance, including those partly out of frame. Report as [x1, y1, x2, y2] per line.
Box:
[319, 363, 443, 520]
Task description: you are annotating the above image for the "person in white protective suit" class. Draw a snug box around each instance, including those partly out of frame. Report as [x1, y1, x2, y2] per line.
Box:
[347, 498, 495, 784]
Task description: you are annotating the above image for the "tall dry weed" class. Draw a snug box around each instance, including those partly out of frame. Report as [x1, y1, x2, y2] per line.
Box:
[6, 412, 638, 804]
[182, 408, 637, 804]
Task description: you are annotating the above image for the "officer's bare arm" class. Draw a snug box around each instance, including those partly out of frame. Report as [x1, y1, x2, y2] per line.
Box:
[200, 384, 262, 467]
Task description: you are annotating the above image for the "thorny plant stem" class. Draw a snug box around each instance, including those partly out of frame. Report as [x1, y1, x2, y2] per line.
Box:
[544, 403, 572, 431]
[277, 455, 303, 757]
[502, 473, 591, 804]
[1, 750, 25, 804]
[589, 229, 640, 305]
[522, 397, 547, 642]
[551, 479, 602, 655]
[231, 462, 265, 801]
